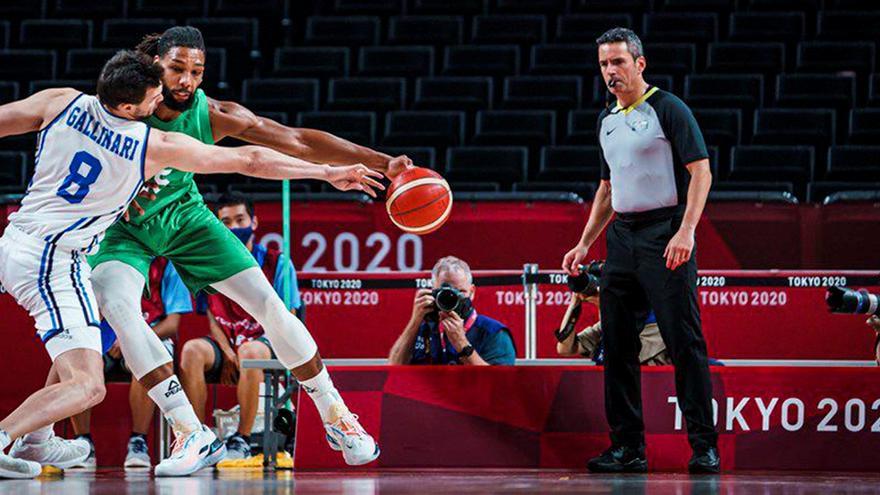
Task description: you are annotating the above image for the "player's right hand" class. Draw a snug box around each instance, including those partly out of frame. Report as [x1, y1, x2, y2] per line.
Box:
[386, 154, 415, 179]
[562, 244, 589, 276]
[123, 180, 159, 222]
[412, 289, 435, 320]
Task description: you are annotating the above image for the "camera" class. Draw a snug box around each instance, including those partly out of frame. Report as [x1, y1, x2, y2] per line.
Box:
[826, 286, 880, 316]
[432, 283, 466, 313]
[567, 260, 605, 296]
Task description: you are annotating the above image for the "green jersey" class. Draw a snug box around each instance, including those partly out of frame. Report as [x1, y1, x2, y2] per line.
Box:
[132, 88, 214, 225]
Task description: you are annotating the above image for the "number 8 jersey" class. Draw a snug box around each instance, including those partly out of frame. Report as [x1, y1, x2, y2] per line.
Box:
[9, 93, 148, 253]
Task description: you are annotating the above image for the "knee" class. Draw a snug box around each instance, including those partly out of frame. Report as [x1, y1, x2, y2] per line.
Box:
[75, 373, 106, 409]
[180, 341, 206, 373]
[237, 341, 270, 361]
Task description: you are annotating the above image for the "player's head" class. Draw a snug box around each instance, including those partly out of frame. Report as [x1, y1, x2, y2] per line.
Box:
[97, 50, 164, 120]
[596, 27, 646, 96]
[136, 26, 206, 112]
[214, 192, 258, 245]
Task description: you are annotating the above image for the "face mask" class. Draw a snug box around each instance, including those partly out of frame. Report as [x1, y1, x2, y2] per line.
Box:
[230, 226, 254, 245]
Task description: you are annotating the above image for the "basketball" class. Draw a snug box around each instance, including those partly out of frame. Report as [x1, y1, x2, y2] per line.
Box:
[385, 167, 452, 235]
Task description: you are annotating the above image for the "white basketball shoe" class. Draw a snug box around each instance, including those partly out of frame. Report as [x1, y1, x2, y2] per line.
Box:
[9, 433, 91, 470]
[154, 425, 226, 477]
[323, 403, 380, 466]
[0, 451, 41, 479]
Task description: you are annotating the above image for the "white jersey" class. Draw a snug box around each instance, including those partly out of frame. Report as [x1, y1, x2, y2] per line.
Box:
[8, 93, 149, 253]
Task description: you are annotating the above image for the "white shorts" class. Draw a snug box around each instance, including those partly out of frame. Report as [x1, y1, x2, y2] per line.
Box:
[0, 225, 101, 360]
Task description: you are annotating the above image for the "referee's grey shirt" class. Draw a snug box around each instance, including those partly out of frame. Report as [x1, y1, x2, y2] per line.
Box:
[598, 87, 708, 214]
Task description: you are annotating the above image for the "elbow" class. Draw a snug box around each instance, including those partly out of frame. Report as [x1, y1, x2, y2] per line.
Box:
[556, 343, 572, 357]
[240, 147, 263, 177]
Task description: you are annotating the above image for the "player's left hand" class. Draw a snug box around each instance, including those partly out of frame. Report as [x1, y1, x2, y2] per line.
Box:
[328, 164, 386, 198]
[664, 228, 694, 271]
[123, 180, 159, 222]
[385, 155, 415, 179]
[107, 341, 122, 359]
[440, 311, 467, 347]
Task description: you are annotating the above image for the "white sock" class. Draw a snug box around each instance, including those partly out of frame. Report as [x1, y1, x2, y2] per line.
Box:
[147, 375, 200, 434]
[0, 430, 10, 451]
[22, 425, 54, 444]
[300, 367, 343, 423]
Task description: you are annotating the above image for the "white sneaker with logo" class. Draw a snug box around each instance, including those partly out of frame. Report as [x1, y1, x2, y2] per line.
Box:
[67, 439, 96, 471]
[0, 451, 41, 479]
[9, 433, 91, 470]
[123, 436, 151, 469]
[154, 425, 226, 477]
[323, 403, 380, 466]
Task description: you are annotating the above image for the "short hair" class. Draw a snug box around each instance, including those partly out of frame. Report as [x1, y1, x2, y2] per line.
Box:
[96, 50, 163, 108]
[432, 256, 473, 286]
[214, 192, 255, 218]
[596, 27, 644, 61]
[136, 26, 206, 58]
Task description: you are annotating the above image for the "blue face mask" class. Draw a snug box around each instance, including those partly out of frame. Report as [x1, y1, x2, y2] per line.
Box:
[230, 226, 254, 245]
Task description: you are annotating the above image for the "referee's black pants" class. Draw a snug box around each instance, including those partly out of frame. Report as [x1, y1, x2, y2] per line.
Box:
[599, 207, 718, 452]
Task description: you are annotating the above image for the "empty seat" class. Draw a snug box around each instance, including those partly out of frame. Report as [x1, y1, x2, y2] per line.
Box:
[692, 109, 741, 147]
[538, 145, 602, 182]
[129, 0, 205, 17]
[661, 0, 735, 11]
[20, 19, 92, 49]
[728, 12, 805, 42]
[187, 18, 257, 50]
[818, 11, 880, 40]
[0, 51, 56, 85]
[102, 19, 174, 48]
[646, 74, 674, 93]
[445, 146, 528, 187]
[825, 0, 878, 8]
[0, 81, 19, 104]
[472, 15, 545, 45]
[412, 0, 487, 15]
[502, 75, 581, 112]
[450, 181, 502, 192]
[565, 109, 601, 144]
[473, 110, 555, 147]
[684, 74, 763, 110]
[707, 43, 785, 74]
[202, 48, 228, 90]
[379, 146, 437, 169]
[775, 74, 855, 109]
[358, 46, 434, 77]
[305, 17, 380, 46]
[332, 0, 404, 15]
[0, 22, 8, 50]
[808, 181, 880, 203]
[826, 146, 880, 181]
[0, 3, 44, 19]
[729, 145, 814, 189]
[443, 45, 520, 76]
[570, 0, 651, 12]
[513, 181, 596, 200]
[298, 112, 376, 146]
[0, 152, 27, 190]
[796, 42, 875, 75]
[274, 47, 349, 79]
[849, 108, 880, 144]
[644, 43, 695, 76]
[414, 76, 493, 111]
[643, 13, 717, 43]
[747, 0, 820, 10]
[30, 79, 95, 95]
[383, 111, 465, 148]
[753, 109, 835, 146]
[241, 78, 319, 113]
[494, 0, 565, 13]
[870, 74, 880, 106]
[327, 78, 406, 111]
[529, 44, 594, 75]
[212, 0, 286, 16]
[556, 14, 633, 43]
[388, 16, 463, 46]
[65, 48, 117, 78]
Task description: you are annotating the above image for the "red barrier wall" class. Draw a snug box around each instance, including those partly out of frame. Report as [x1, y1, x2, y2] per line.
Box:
[294, 366, 880, 471]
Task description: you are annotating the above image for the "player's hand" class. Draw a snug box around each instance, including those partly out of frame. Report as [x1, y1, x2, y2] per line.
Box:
[385, 155, 415, 180]
[107, 341, 122, 359]
[327, 164, 386, 198]
[664, 227, 694, 270]
[123, 181, 158, 222]
[412, 289, 434, 321]
[562, 244, 589, 276]
[220, 354, 239, 386]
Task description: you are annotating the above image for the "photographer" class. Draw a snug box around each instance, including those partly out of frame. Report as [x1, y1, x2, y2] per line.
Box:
[388, 256, 516, 366]
[869, 316, 880, 365]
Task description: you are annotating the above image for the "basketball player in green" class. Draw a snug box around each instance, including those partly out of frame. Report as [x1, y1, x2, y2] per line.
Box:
[89, 27, 411, 471]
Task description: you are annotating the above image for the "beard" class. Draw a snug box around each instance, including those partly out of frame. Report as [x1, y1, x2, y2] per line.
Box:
[162, 86, 195, 112]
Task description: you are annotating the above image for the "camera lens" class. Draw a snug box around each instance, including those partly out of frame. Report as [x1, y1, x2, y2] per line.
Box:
[826, 286, 880, 316]
[434, 287, 461, 312]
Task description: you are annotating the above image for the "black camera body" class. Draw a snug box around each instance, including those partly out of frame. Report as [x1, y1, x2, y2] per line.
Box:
[826, 286, 880, 316]
[425, 283, 473, 321]
[567, 260, 605, 296]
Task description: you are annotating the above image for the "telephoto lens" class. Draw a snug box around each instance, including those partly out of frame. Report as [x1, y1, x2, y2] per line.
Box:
[826, 286, 880, 316]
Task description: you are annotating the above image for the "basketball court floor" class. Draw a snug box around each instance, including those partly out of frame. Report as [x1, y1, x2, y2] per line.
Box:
[1, 469, 878, 494]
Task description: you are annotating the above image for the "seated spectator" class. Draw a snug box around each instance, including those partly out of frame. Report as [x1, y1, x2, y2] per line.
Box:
[70, 256, 192, 469]
[388, 256, 516, 365]
[179, 193, 301, 460]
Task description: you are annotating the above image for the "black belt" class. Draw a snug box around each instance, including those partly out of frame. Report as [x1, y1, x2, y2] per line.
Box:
[615, 205, 684, 225]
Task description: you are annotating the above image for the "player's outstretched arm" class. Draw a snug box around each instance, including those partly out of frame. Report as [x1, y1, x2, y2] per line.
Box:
[144, 129, 386, 197]
[0, 88, 80, 138]
[207, 98, 413, 177]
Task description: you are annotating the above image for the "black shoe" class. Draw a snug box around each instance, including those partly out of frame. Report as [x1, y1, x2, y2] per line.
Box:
[587, 445, 647, 473]
[688, 447, 720, 474]
[225, 434, 252, 460]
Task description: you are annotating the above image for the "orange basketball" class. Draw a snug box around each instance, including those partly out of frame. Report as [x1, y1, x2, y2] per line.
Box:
[385, 167, 453, 235]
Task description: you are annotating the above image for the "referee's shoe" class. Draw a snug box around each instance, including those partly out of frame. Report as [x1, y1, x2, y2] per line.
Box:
[688, 446, 720, 474]
[587, 445, 647, 473]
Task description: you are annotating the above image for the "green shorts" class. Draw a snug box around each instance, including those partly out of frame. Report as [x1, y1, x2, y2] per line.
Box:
[89, 192, 258, 294]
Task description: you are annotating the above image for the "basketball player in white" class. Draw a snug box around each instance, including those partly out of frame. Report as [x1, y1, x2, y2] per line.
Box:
[0, 50, 383, 478]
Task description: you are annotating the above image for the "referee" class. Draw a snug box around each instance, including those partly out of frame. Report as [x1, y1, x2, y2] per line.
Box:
[562, 28, 719, 474]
